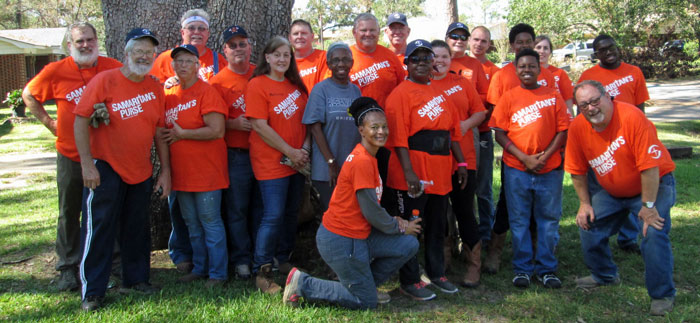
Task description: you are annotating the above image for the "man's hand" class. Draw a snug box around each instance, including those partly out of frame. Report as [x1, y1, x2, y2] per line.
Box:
[81, 161, 100, 189]
[162, 122, 185, 144]
[638, 206, 664, 237]
[328, 161, 340, 187]
[576, 203, 596, 230]
[154, 170, 171, 200]
[164, 76, 180, 89]
[522, 152, 545, 173]
[457, 166, 468, 190]
[230, 115, 252, 131]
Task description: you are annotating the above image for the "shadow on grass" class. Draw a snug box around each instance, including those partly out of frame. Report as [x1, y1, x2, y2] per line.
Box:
[0, 121, 13, 138]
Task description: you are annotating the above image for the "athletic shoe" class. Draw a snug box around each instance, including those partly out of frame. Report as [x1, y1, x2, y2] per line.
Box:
[235, 264, 251, 280]
[431, 276, 458, 294]
[399, 281, 436, 301]
[536, 273, 562, 289]
[650, 297, 674, 316]
[512, 273, 530, 288]
[377, 291, 391, 304]
[81, 295, 103, 312]
[283, 267, 302, 307]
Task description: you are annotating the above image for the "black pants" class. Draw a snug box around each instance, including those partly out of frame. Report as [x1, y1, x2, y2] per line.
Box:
[449, 170, 479, 249]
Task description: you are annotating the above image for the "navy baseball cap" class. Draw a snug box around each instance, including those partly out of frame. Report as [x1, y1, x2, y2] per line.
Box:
[405, 39, 433, 57]
[446, 22, 469, 35]
[386, 13, 408, 26]
[125, 28, 159, 46]
[223, 25, 249, 44]
[171, 44, 199, 58]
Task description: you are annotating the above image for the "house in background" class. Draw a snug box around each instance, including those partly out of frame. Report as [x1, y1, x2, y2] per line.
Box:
[0, 28, 66, 96]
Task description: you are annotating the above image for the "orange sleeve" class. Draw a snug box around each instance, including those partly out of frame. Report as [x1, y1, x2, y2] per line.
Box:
[558, 70, 574, 101]
[385, 87, 409, 148]
[351, 156, 380, 191]
[244, 77, 269, 120]
[488, 90, 510, 130]
[564, 119, 589, 175]
[486, 69, 503, 106]
[629, 112, 663, 172]
[633, 67, 650, 105]
[464, 78, 486, 115]
[25, 62, 58, 102]
[474, 63, 489, 103]
[554, 92, 571, 132]
[200, 84, 228, 117]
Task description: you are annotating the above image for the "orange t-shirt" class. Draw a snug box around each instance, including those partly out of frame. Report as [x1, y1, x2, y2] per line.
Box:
[349, 44, 406, 108]
[577, 62, 649, 106]
[565, 101, 674, 198]
[449, 55, 489, 103]
[430, 74, 486, 171]
[547, 65, 574, 101]
[296, 49, 330, 92]
[322, 143, 383, 239]
[164, 80, 229, 192]
[487, 62, 556, 106]
[385, 80, 462, 195]
[151, 47, 227, 83]
[245, 76, 309, 180]
[73, 69, 165, 184]
[209, 65, 255, 149]
[489, 86, 570, 173]
[478, 59, 501, 132]
[396, 53, 407, 72]
[25, 56, 122, 161]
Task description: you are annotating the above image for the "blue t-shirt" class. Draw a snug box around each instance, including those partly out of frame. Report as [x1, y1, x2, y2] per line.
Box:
[302, 78, 362, 181]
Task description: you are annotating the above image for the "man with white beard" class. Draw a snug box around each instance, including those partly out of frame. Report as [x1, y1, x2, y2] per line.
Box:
[73, 28, 171, 311]
[23, 22, 122, 291]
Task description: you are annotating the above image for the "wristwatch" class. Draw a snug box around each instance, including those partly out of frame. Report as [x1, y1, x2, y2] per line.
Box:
[327, 158, 335, 165]
[643, 201, 655, 209]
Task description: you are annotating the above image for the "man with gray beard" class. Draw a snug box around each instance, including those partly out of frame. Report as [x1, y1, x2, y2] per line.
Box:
[22, 22, 122, 291]
[73, 28, 170, 311]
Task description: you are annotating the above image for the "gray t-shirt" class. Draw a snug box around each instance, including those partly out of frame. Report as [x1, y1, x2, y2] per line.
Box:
[302, 78, 362, 181]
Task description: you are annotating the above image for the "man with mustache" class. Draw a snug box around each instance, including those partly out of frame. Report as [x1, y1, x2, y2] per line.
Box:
[22, 22, 122, 292]
[73, 28, 171, 311]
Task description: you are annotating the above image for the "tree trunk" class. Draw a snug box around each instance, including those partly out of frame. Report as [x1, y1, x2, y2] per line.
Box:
[447, 0, 458, 24]
[101, 0, 294, 249]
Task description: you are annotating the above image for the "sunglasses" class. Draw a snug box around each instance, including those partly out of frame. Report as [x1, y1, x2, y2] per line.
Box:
[227, 41, 248, 49]
[448, 33, 468, 41]
[408, 54, 434, 64]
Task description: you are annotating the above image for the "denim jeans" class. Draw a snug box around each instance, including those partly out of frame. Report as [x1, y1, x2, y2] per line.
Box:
[476, 131, 495, 241]
[178, 190, 228, 280]
[580, 172, 676, 300]
[224, 149, 263, 266]
[616, 213, 640, 247]
[296, 224, 418, 309]
[167, 192, 192, 265]
[253, 173, 305, 271]
[503, 164, 563, 275]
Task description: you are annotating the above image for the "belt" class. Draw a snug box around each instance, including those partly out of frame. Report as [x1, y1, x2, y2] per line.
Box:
[408, 130, 451, 156]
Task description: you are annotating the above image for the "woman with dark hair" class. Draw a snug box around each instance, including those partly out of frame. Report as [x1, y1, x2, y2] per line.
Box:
[283, 97, 420, 309]
[245, 36, 309, 294]
[534, 35, 574, 116]
[429, 40, 486, 287]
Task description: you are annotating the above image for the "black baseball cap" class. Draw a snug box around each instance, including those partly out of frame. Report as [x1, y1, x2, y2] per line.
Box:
[170, 44, 199, 58]
[446, 22, 469, 36]
[386, 13, 408, 26]
[405, 39, 433, 57]
[223, 25, 249, 44]
[125, 28, 159, 46]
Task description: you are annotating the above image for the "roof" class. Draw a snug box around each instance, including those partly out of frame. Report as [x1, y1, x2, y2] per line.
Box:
[0, 28, 66, 55]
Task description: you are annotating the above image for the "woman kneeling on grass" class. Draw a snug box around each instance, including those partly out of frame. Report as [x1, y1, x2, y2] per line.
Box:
[283, 97, 421, 309]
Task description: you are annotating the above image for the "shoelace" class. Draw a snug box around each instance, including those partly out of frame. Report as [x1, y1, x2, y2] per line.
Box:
[414, 281, 429, 289]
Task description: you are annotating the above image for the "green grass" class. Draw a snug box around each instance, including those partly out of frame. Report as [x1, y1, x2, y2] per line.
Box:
[0, 105, 57, 154]
[0, 113, 698, 321]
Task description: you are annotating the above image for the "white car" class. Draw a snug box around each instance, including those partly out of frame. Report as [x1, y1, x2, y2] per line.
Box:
[553, 40, 595, 61]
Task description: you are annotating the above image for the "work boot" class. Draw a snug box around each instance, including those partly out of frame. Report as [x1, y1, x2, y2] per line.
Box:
[256, 264, 281, 294]
[483, 231, 506, 274]
[57, 268, 79, 291]
[461, 241, 482, 287]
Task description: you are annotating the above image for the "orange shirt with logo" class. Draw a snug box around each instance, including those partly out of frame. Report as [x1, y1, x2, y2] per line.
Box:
[449, 55, 489, 103]
[490, 86, 570, 173]
[385, 80, 462, 195]
[487, 62, 556, 106]
[477, 59, 501, 132]
[245, 76, 309, 180]
[349, 44, 406, 108]
[26, 56, 122, 161]
[73, 69, 165, 184]
[296, 49, 330, 92]
[323, 143, 383, 239]
[209, 64, 255, 149]
[165, 80, 229, 192]
[152, 48, 227, 83]
[430, 73, 486, 171]
[577, 62, 649, 106]
[546, 65, 574, 101]
[565, 101, 674, 198]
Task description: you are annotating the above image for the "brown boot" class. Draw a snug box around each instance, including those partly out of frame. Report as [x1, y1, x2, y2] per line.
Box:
[255, 264, 281, 294]
[483, 231, 506, 274]
[461, 241, 482, 287]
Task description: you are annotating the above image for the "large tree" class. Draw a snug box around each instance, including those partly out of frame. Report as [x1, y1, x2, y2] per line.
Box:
[100, 0, 294, 248]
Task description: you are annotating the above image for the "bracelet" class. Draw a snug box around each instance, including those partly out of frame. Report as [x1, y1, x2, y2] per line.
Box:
[457, 162, 468, 167]
[504, 141, 513, 152]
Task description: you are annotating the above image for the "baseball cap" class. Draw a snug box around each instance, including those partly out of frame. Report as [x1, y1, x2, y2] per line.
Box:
[125, 28, 159, 46]
[170, 44, 199, 58]
[386, 13, 408, 26]
[223, 25, 249, 44]
[446, 22, 469, 35]
[405, 39, 433, 58]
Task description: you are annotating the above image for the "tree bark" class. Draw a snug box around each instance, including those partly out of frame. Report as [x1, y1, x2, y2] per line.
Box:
[101, 0, 294, 249]
[447, 0, 458, 24]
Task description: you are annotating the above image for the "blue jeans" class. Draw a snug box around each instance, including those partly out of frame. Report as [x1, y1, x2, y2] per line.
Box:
[178, 190, 228, 280]
[476, 131, 495, 241]
[580, 172, 676, 299]
[224, 148, 263, 266]
[504, 165, 563, 275]
[253, 173, 305, 271]
[167, 192, 192, 265]
[297, 224, 418, 309]
[617, 213, 640, 247]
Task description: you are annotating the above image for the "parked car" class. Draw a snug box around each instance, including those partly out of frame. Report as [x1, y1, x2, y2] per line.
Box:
[660, 40, 685, 55]
[553, 40, 595, 61]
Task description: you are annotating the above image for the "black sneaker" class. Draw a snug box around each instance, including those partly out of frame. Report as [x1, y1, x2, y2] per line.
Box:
[431, 276, 458, 294]
[399, 281, 436, 301]
[81, 295, 103, 312]
[512, 273, 530, 288]
[536, 273, 562, 289]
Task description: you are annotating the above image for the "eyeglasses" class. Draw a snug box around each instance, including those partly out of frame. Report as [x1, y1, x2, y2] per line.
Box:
[408, 54, 434, 64]
[131, 49, 155, 57]
[329, 57, 353, 65]
[185, 25, 208, 33]
[577, 94, 604, 110]
[594, 45, 618, 56]
[174, 59, 198, 66]
[448, 33, 468, 41]
[227, 41, 248, 49]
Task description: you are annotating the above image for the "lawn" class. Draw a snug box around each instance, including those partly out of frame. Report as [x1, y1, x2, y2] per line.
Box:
[1, 106, 698, 322]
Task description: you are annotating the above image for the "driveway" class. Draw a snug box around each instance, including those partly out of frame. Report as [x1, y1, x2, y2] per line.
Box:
[646, 79, 700, 122]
